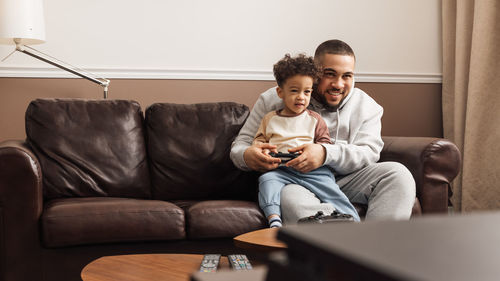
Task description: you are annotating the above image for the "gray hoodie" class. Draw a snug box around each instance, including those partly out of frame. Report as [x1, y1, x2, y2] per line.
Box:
[230, 85, 384, 175]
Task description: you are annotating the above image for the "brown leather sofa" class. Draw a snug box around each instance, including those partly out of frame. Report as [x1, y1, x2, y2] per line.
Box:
[0, 99, 461, 281]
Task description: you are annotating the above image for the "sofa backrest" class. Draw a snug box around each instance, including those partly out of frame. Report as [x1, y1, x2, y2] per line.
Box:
[145, 102, 258, 201]
[26, 99, 151, 200]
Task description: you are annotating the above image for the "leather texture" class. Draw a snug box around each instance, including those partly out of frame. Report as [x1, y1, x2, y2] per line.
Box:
[42, 197, 185, 248]
[145, 102, 258, 201]
[185, 200, 267, 239]
[380, 136, 461, 213]
[0, 140, 43, 281]
[25, 99, 151, 199]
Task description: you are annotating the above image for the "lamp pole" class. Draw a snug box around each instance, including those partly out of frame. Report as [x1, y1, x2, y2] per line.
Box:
[14, 41, 110, 99]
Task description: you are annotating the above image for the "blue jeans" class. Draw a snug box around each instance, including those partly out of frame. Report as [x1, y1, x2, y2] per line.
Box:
[258, 166, 360, 222]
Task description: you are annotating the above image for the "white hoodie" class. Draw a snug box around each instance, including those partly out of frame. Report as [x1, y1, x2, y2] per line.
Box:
[230, 86, 384, 175]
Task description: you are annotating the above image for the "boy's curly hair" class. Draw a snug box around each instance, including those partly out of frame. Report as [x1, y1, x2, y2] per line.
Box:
[273, 53, 320, 87]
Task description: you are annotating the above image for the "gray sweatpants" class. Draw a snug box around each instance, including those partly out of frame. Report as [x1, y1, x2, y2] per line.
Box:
[280, 161, 416, 223]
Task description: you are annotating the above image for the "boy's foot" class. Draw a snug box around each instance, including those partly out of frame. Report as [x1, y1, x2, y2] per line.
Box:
[269, 217, 283, 228]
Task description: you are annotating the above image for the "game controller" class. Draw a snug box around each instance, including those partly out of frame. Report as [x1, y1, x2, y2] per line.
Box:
[269, 152, 299, 163]
[297, 211, 355, 224]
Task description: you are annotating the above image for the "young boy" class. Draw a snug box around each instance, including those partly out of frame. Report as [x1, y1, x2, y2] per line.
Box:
[254, 54, 360, 228]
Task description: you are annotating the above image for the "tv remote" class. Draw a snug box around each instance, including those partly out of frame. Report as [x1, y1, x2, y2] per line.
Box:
[199, 254, 221, 273]
[228, 254, 253, 270]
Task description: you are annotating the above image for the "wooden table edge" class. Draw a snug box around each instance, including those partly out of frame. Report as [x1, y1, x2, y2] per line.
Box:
[233, 228, 287, 252]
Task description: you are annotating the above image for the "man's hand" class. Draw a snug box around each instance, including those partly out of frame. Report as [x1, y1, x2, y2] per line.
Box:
[244, 143, 281, 172]
[286, 143, 326, 173]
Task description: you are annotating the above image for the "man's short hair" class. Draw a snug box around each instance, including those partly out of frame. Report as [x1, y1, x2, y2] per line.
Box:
[273, 53, 320, 87]
[314, 39, 356, 62]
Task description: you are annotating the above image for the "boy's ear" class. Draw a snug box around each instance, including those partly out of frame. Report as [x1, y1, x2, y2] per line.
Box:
[276, 87, 283, 99]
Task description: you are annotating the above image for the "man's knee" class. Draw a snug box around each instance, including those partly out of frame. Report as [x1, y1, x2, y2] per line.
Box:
[378, 161, 416, 198]
[363, 162, 416, 220]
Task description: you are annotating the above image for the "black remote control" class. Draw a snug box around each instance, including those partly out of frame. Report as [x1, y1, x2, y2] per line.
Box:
[228, 254, 253, 270]
[199, 254, 221, 272]
[269, 152, 299, 163]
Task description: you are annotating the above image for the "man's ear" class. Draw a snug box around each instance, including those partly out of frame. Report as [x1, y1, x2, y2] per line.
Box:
[276, 87, 283, 99]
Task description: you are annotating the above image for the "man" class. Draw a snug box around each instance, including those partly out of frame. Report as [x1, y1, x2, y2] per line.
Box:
[230, 39, 415, 222]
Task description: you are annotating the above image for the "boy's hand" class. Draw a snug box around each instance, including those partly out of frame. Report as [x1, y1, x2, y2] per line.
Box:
[244, 143, 281, 172]
[286, 144, 326, 173]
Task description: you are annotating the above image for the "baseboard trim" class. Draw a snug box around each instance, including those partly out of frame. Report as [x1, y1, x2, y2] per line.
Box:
[0, 66, 442, 83]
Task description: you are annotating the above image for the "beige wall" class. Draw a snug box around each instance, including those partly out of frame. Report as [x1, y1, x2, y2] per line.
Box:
[0, 1, 441, 78]
[0, 78, 442, 141]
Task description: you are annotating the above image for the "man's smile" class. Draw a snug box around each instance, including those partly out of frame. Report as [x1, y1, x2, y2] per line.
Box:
[325, 89, 343, 96]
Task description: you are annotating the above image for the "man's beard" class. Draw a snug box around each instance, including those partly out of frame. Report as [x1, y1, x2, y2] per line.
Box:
[312, 86, 343, 112]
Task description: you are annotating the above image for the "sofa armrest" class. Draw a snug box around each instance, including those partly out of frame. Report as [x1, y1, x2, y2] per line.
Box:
[0, 140, 43, 281]
[380, 136, 461, 214]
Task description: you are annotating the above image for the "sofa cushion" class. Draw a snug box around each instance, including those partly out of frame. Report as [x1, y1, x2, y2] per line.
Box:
[42, 197, 185, 248]
[145, 102, 258, 201]
[184, 200, 267, 239]
[25, 99, 151, 199]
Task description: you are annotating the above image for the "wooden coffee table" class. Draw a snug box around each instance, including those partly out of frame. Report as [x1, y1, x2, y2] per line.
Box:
[81, 254, 230, 281]
[233, 228, 287, 252]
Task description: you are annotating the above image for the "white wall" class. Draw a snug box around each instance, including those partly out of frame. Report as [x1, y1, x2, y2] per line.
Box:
[0, 0, 442, 82]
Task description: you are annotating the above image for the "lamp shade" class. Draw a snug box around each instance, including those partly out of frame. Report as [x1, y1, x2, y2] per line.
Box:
[0, 0, 45, 45]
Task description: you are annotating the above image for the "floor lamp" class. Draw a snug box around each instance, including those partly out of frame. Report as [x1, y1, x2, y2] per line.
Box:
[0, 0, 110, 99]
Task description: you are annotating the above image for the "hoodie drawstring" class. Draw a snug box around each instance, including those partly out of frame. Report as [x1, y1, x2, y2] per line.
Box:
[335, 108, 340, 144]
